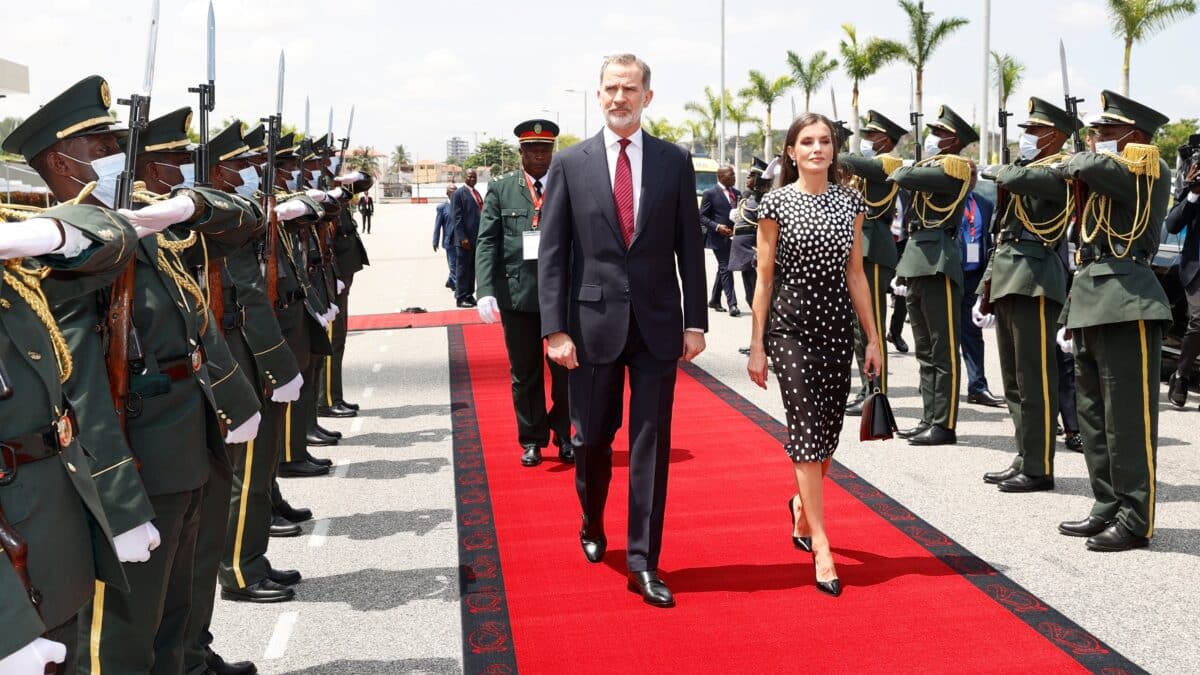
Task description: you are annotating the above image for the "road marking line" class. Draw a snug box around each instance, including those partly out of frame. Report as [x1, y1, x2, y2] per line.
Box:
[362, 386, 374, 399]
[308, 519, 330, 547]
[264, 612, 298, 659]
[334, 461, 350, 479]
[351, 417, 364, 434]
[372, 362, 382, 373]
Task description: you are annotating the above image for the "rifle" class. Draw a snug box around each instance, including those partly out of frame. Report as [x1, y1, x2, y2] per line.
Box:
[1059, 39, 1088, 268]
[191, 1, 225, 328]
[981, 92, 1013, 316]
[107, 0, 159, 433]
[262, 51, 285, 308]
[0, 501, 54, 673]
[910, 109, 924, 163]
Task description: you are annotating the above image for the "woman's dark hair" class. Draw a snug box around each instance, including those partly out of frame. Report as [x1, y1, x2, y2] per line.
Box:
[776, 113, 840, 188]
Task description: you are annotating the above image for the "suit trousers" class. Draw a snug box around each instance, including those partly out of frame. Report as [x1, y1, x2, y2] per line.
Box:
[1075, 320, 1162, 538]
[1176, 273, 1200, 377]
[77, 486, 204, 675]
[708, 244, 736, 309]
[570, 317, 678, 573]
[445, 245, 458, 288]
[888, 239, 909, 338]
[318, 277, 352, 407]
[500, 309, 570, 448]
[1057, 345, 1080, 434]
[906, 273, 962, 429]
[361, 213, 372, 233]
[455, 242, 476, 302]
[994, 295, 1061, 477]
[959, 269, 989, 394]
[740, 268, 757, 305]
[853, 261, 894, 396]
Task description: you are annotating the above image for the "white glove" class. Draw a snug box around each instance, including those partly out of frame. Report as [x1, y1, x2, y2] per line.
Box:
[0, 218, 67, 259]
[305, 189, 328, 202]
[971, 298, 996, 329]
[477, 296, 499, 324]
[316, 310, 329, 328]
[0, 638, 67, 674]
[336, 279, 346, 294]
[890, 277, 908, 297]
[329, 303, 340, 319]
[334, 171, 365, 184]
[270, 374, 303, 402]
[326, 187, 346, 201]
[274, 199, 311, 221]
[112, 522, 161, 563]
[118, 195, 196, 237]
[1056, 327, 1073, 353]
[224, 411, 261, 444]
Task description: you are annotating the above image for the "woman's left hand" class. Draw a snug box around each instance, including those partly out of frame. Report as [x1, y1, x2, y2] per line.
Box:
[747, 349, 770, 389]
[864, 341, 883, 380]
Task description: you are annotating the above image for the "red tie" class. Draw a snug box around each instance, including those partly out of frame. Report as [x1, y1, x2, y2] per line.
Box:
[471, 188, 482, 209]
[614, 138, 635, 247]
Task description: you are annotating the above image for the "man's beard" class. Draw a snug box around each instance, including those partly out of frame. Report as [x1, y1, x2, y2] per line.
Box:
[604, 106, 643, 130]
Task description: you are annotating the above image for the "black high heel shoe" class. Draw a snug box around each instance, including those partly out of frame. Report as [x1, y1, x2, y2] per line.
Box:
[813, 550, 842, 597]
[786, 496, 812, 552]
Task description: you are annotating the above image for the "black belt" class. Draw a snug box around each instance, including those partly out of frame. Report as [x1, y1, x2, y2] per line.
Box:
[0, 411, 77, 482]
[999, 229, 1049, 245]
[221, 305, 247, 331]
[733, 225, 758, 236]
[158, 348, 205, 382]
[1077, 247, 1150, 265]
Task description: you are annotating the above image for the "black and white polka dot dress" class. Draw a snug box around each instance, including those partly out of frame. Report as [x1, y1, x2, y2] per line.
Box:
[758, 183, 865, 463]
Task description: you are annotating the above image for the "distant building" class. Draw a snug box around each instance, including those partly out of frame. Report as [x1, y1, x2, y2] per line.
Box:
[415, 159, 440, 183]
[441, 164, 463, 183]
[446, 136, 470, 163]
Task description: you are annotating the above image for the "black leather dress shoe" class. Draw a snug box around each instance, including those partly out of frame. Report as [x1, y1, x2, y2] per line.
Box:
[221, 578, 295, 603]
[1058, 515, 1110, 537]
[555, 439, 575, 464]
[728, 306, 742, 317]
[967, 390, 1005, 407]
[738, 346, 751, 355]
[1064, 432, 1084, 452]
[204, 648, 257, 675]
[336, 400, 360, 411]
[998, 473, 1055, 493]
[456, 299, 476, 308]
[317, 404, 357, 418]
[1168, 372, 1189, 408]
[580, 517, 606, 563]
[627, 571, 674, 608]
[908, 425, 956, 446]
[844, 394, 865, 417]
[267, 566, 302, 586]
[888, 332, 909, 353]
[307, 455, 333, 468]
[313, 423, 343, 439]
[305, 431, 337, 446]
[896, 421, 930, 439]
[520, 444, 542, 467]
[276, 500, 313, 523]
[707, 302, 726, 313]
[983, 466, 1020, 484]
[278, 460, 330, 478]
[1086, 522, 1150, 552]
[269, 515, 301, 538]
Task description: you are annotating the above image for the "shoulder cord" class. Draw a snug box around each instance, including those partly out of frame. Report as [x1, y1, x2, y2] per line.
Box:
[155, 230, 209, 334]
[911, 154, 971, 230]
[2, 260, 72, 383]
[1006, 154, 1072, 243]
[1079, 143, 1160, 260]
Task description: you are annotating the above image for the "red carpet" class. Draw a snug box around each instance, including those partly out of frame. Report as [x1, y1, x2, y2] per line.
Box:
[449, 324, 1138, 674]
[348, 308, 481, 331]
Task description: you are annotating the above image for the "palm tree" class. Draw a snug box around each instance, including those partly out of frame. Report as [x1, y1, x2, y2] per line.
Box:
[726, 96, 759, 182]
[740, 70, 793, 160]
[786, 50, 839, 114]
[683, 120, 708, 156]
[990, 52, 1026, 161]
[839, 24, 906, 152]
[1105, 0, 1196, 95]
[684, 86, 723, 156]
[390, 144, 410, 172]
[643, 116, 685, 144]
[895, 0, 969, 119]
[345, 146, 380, 176]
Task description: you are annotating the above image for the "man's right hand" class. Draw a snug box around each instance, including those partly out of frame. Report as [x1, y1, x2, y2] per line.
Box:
[716, 224, 733, 237]
[546, 332, 579, 369]
[0, 638, 67, 674]
[433, 243, 439, 252]
[460, 239, 472, 251]
[1187, 164, 1200, 194]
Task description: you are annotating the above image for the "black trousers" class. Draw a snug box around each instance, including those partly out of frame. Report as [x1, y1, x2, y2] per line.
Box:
[570, 317, 678, 573]
[455, 242, 476, 302]
[361, 212, 372, 233]
[888, 239, 909, 338]
[1177, 274, 1200, 377]
[499, 309, 570, 447]
[708, 244, 736, 309]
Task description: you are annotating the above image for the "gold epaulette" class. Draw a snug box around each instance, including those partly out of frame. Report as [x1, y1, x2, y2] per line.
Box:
[878, 155, 904, 176]
[940, 155, 972, 182]
[1115, 143, 1161, 179]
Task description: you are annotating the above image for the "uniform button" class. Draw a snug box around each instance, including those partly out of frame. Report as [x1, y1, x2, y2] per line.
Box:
[27, 351, 41, 360]
[0, 299, 10, 309]
[66, 461, 77, 473]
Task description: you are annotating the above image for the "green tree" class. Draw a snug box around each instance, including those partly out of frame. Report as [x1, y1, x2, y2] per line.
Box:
[990, 51, 1026, 161]
[555, 133, 582, 151]
[740, 70, 793, 160]
[465, 138, 519, 173]
[684, 86, 724, 156]
[1106, 0, 1196, 95]
[643, 117, 684, 143]
[0, 117, 24, 159]
[1154, 118, 1199, 165]
[727, 96, 758, 178]
[839, 24, 906, 152]
[344, 146, 380, 176]
[895, 0, 970, 119]
[390, 144, 410, 169]
[786, 50, 839, 113]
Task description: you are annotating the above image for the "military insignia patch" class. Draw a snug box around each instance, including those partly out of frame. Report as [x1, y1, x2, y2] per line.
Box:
[56, 414, 74, 448]
[98, 228, 115, 241]
[213, 199, 232, 210]
[534, 123, 543, 134]
[1028, 99, 1035, 113]
[100, 80, 111, 108]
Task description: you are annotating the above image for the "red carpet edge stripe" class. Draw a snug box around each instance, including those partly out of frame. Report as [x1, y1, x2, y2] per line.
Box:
[349, 309, 482, 332]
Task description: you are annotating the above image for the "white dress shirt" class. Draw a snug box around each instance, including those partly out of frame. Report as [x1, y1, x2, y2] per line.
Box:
[602, 125, 643, 224]
[524, 171, 548, 195]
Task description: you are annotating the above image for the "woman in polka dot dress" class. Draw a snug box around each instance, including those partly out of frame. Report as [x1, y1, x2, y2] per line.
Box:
[747, 113, 883, 597]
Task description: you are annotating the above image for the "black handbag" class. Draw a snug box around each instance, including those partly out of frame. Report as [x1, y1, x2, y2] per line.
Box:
[859, 376, 898, 441]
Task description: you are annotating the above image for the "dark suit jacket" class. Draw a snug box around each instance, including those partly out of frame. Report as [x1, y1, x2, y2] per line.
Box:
[538, 131, 708, 363]
[451, 185, 481, 244]
[960, 192, 993, 275]
[1167, 196, 1200, 286]
[358, 196, 374, 215]
[699, 184, 739, 251]
[433, 201, 453, 248]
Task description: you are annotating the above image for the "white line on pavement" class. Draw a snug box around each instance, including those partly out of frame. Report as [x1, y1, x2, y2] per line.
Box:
[372, 362, 382, 373]
[362, 386, 374, 399]
[334, 461, 350, 479]
[308, 519, 330, 547]
[263, 612, 298, 659]
[350, 417, 364, 434]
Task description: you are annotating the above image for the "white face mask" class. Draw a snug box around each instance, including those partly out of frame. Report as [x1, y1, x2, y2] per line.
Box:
[234, 166, 260, 199]
[61, 151, 125, 207]
[1095, 129, 1133, 155]
[1018, 133, 1044, 161]
[328, 157, 340, 174]
[286, 169, 301, 191]
[175, 163, 195, 189]
[924, 133, 944, 157]
[860, 139, 877, 158]
[309, 169, 322, 184]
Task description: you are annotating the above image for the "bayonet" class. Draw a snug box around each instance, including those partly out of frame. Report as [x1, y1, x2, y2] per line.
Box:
[327, 107, 333, 143]
[1059, 39, 1085, 153]
[189, 0, 216, 186]
[909, 71, 923, 161]
[206, 1, 215, 83]
[997, 72, 1011, 165]
[275, 51, 285, 117]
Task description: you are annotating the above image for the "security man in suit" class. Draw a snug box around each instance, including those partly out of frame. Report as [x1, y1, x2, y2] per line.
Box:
[434, 185, 458, 291]
[889, 105, 977, 446]
[1166, 160, 1200, 407]
[700, 165, 741, 315]
[1056, 91, 1172, 552]
[840, 110, 907, 412]
[475, 119, 573, 467]
[452, 170, 483, 307]
[977, 97, 1080, 493]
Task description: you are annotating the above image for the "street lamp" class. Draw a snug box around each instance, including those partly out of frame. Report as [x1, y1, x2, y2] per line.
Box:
[565, 88, 588, 138]
[540, 109, 560, 150]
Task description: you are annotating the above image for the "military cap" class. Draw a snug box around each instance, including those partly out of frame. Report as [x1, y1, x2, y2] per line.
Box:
[1018, 97, 1083, 136]
[135, 107, 195, 154]
[862, 110, 908, 144]
[1, 75, 126, 161]
[1089, 89, 1169, 137]
[748, 156, 769, 175]
[242, 123, 267, 154]
[831, 120, 853, 148]
[513, 119, 559, 144]
[926, 104, 979, 144]
[276, 133, 299, 158]
[210, 120, 249, 162]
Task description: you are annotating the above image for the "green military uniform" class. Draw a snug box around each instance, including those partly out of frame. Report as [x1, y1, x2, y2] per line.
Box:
[840, 110, 906, 398]
[475, 119, 571, 465]
[891, 105, 977, 438]
[0, 201, 138, 669]
[984, 98, 1079, 486]
[1060, 91, 1172, 546]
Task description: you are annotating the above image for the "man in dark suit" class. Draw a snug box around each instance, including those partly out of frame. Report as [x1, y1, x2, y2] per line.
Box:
[700, 165, 741, 315]
[452, 169, 482, 307]
[539, 53, 707, 608]
[1166, 162, 1200, 407]
[358, 194, 374, 233]
[433, 185, 457, 291]
[959, 168, 1004, 407]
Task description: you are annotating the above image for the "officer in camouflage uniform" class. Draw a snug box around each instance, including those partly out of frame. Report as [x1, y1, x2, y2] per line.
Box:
[890, 105, 977, 446]
[840, 110, 907, 412]
[978, 98, 1079, 494]
[1055, 91, 1172, 552]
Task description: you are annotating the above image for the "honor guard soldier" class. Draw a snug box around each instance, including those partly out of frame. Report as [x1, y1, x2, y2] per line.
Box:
[474, 119, 573, 466]
[1056, 91, 1171, 552]
[890, 105, 978, 446]
[978, 98, 1080, 494]
[840, 110, 907, 413]
[729, 156, 769, 356]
